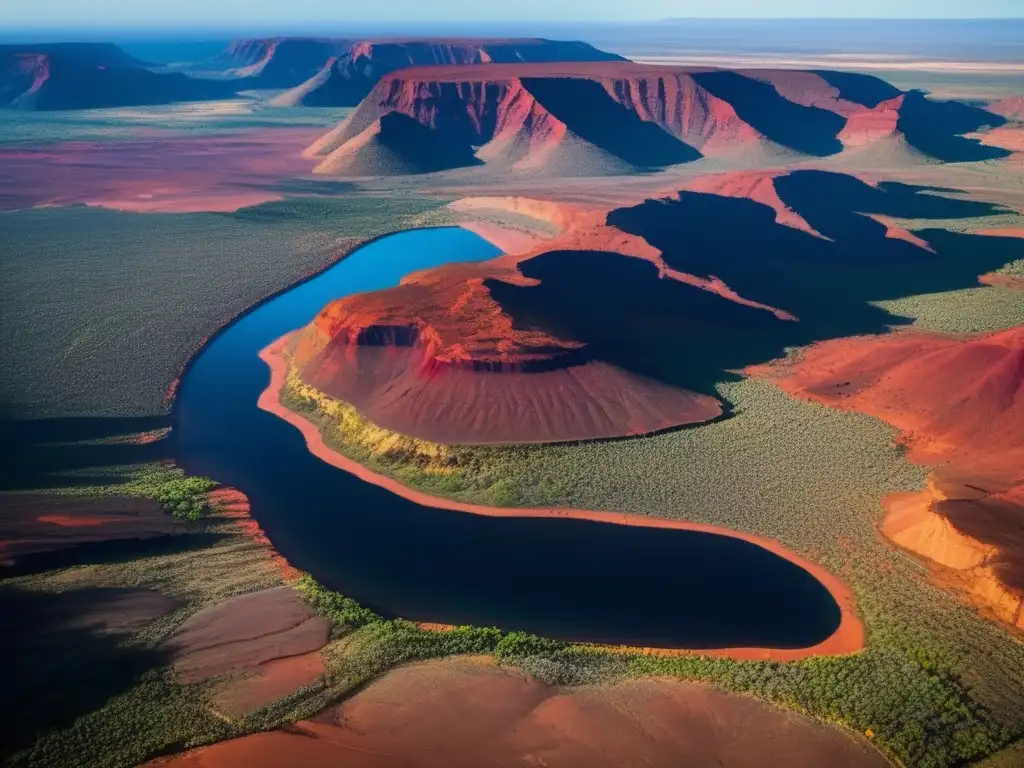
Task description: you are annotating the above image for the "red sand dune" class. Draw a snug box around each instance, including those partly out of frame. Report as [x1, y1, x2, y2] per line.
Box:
[0, 128, 322, 212]
[164, 586, 330, 684]
[754, 328, 1024, 629]
[306, 63, 998, 175]
[149, 657, 887, 768]
[260, 336, 865, 662]
[0, 493, 175, 568]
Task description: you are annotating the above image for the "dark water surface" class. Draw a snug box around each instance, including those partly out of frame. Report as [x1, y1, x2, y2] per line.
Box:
[175, 227, 841, 649]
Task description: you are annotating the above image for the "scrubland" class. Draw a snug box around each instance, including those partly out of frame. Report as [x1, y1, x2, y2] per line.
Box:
[0, 195, 450, 419]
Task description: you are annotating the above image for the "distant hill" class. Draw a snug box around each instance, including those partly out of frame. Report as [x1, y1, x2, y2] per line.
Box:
[305, 63, 1008, 177]
[1, 42, 237, 110]
[207, 36, 624, 98]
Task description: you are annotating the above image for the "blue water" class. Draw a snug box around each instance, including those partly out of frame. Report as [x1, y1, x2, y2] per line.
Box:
[175, 227, 841, 649]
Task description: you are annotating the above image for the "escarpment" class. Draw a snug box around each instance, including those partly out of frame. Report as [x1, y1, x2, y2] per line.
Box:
[307, 63, 1008, 176]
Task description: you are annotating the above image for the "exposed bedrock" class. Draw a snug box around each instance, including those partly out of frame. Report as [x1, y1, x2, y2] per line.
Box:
[307, 64, 1009, 176]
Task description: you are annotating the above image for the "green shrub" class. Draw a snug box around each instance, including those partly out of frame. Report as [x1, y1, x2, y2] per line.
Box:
[494, 631, 566, 661]
[296, 575, 381, 630]
[153, 477, 215, 522]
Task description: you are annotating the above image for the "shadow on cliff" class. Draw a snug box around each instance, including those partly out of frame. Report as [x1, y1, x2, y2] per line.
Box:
[692, 71, 846, 156]
[489, 170, 1019, 401]
[522, 77, 702, 167]
[0, 416, 171, 491]
[811, 70, 902, 108]
[896, 91, 1009, 162]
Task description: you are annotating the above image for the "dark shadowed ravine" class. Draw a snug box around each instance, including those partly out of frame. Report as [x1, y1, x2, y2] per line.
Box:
[174, 227, 841, 649]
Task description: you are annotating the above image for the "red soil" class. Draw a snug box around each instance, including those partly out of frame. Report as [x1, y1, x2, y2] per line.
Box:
[259, 338, 864, 661]
[988, 96, 1024, 121]
[150, 657, 887, 768]
[973, 125, 1024, 154]
[0, 128, 321, 213]
[212, 650, 325, 718]
[0, 493, 175, 568]
[980, 273, 1024, 291]
[865, 213, 936, 251]
[164, 586, 330, 684]
[975, 227, 1024, 238]
[754, 328, 1024, 629]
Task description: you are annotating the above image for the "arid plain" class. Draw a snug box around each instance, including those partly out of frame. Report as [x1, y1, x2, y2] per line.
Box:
[1, 24, 1023, 768]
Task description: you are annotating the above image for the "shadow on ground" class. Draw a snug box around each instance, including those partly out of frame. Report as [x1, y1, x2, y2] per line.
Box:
[487, 170, 1020, 402]
[0, 416, 172, 491]
[0, 585, 177, 762]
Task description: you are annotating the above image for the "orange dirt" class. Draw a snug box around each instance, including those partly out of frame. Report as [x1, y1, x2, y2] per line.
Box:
[259, 337, 864, 661]
[164, 586, 330, 684]
[149, 657, 887, 768]
[988, 96, 1024, 121]
[754, 327, 1024, 629]
[212, 651, 325, 718]
[980, 273, 1024, 291]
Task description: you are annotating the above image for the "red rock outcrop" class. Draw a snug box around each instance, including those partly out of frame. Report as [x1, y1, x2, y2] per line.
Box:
[755, 328, 1024, 630]
[307, 63, 1003, 176]
[289, 254, 725, 445]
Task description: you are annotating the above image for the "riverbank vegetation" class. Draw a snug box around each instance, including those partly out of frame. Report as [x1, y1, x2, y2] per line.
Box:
[276, 360, 1024, 766]
[280, 364, 548, 507]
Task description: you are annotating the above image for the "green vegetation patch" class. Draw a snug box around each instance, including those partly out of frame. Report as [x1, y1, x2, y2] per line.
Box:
[874, 285, 1024, 334]
[0, 194, 451, 420]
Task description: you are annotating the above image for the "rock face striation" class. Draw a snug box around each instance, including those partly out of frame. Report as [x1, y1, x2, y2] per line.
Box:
[306, 63, 1008, 175]
[1, 43, 236, 110]
[210, 37, 622, 94]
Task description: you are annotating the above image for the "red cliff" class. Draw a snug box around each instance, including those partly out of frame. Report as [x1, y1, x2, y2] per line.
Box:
[306, 63, 1005, 176]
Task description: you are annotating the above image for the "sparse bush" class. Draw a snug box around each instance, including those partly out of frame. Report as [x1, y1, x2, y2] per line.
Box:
[494, 631, 566, 661]
[296, 574, 380, 630]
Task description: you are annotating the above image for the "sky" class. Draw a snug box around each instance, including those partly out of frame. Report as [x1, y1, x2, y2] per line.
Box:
[2, 0, 1023, 28]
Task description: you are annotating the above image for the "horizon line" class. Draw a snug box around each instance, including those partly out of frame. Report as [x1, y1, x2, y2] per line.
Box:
[3, 17, 1024, 30]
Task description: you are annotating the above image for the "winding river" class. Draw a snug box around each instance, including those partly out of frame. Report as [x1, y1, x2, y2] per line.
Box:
[175, 227, 843, 650]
